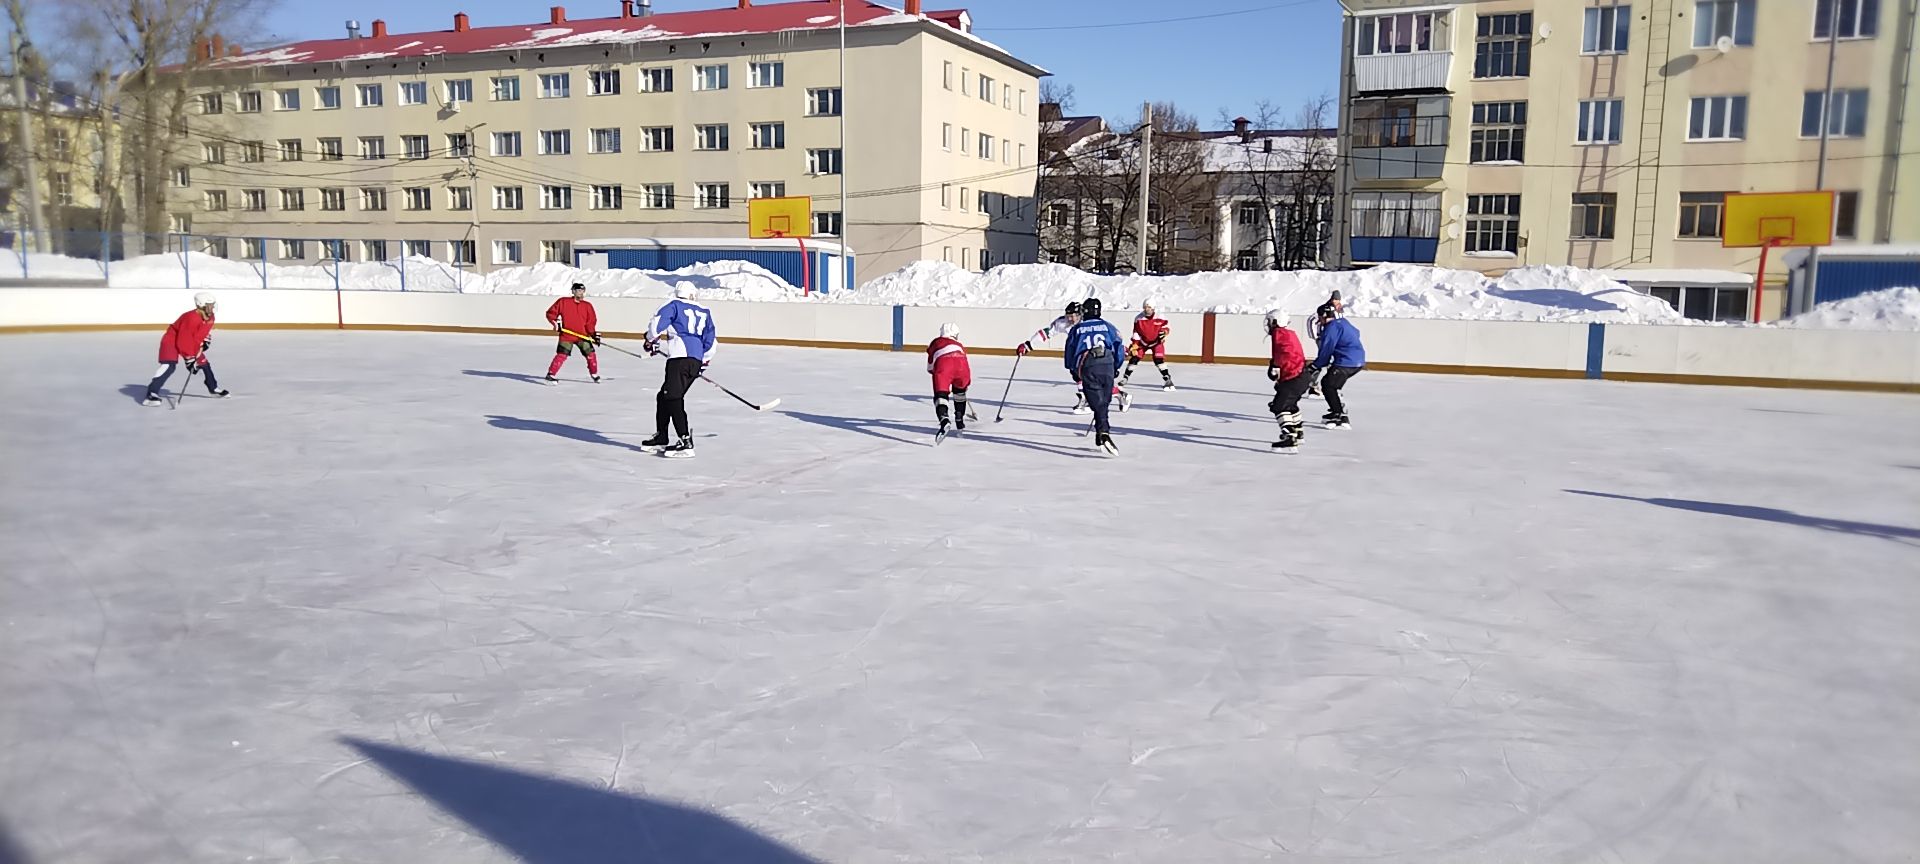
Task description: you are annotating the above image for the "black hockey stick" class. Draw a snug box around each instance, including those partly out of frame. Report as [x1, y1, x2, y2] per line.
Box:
[560, 328, 652, 361]
[702, 375, 782, 412]
[169, 366, 199, 410]
[993, 353, 1023, 423]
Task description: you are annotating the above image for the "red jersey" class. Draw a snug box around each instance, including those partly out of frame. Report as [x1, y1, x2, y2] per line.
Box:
[159, 309, 214, 362]
[1133, 314, 1170, 346]
[927, 336, 972, 393]
[1270, 326, 1305, 380]
[545, 297, 598, 343]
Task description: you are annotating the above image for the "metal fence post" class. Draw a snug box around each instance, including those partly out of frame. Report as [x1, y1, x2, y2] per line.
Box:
[399, 242, 407, 292]
[182, 232, 192, 291]
[259, 238, 268, 291]
[101, 231, 110, 283]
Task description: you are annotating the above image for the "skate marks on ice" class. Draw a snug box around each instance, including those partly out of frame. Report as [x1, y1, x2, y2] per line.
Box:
[342, 738, 822, 864]
[779, 409, 1103, 459]
[1566, 489, 1920, 543]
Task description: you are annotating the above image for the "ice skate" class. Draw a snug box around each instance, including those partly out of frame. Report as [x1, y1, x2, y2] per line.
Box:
[661, 436, 696, 459]
[1095, 432, 1118, 456]
[142, 394, 163, 407]
[209, 389, 230, 398]
[954, 412, 966, 432]
[1117, 390, 1132, 413]
[1071, 392, 1090, 414]
[1272, 432, 1299, 453]
[544, 373, 559, 384]
[1162, 383, 1176, 392]
[591, 375, 601, 383]
[639, 433, 670, 453]
[1325, 414, 1352, 430]
[935, 418, 951, 445]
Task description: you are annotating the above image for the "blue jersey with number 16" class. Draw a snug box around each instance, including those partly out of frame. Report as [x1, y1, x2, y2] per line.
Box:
[1064, 319, 1123, 374]
[649, 299, 719, 362]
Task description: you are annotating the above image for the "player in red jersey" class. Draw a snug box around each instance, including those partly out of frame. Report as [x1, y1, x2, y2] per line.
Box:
[1265, 309, 1311, 452]
[143, 292, 230, 406]
[927, 322, 972, 441]
[1121, 300, 1176, 391]
[544, 283, 601, 383]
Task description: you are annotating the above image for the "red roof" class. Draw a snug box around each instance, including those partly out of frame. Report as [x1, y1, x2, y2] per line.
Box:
[206, 1, 974, 70]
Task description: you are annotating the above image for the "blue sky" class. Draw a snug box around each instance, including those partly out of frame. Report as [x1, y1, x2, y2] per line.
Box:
[255, 0, 1342, 129]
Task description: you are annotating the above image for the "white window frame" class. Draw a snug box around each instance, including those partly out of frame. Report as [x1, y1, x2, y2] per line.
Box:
[1576, 99, 1624, 144]
[243, 238, 265, 259]
[591, 184, 624, 210]
[1814, 0, 1879, 39]
[361, 240, 389, 262]
[589, 69, 621, 96]
[404, 187, 431, 211]
[401, 134, 430, 160]
[316, 86, 341, 110]
[695, 182, 731, 209]
[750, 122, 785, 150]
[493, 240, 523, 264]
[540, 185, 574, 210]
[318, 138, 344, 161]
[942, 123, 953, 151]
[204, 190, 228, 211]
[444, 79, 473, 104]
[749, 181, 787, 199]
[399, 82, 427, 105]
[358, 136, 386, 160]
[807, 87, 842, 117]
[242, 189, 266, 211]
[1582, 5, 1632, 54]
[1693, 0, 1756, 47]
[1355, 11, 1438, 56]
[491, 76, 521, 102]
[493, 185, 524, 210]
[448, 240, 476, 266]
[361, 188, 388, 211]
[808, 148, 843, 175]
[539, 73, 571, 99]
[403, 240, 432, 258]
[641, 67, 672, 93]
[642, 184, 676, 210]
[238, 91, 262, 113]
[1802, 88, 1869, 138]
[320, 187, 346, 211]
[641, 126, 674, 152]
[357, 83, 383, 107]
[979, 133, 993, 161]
[590, 127, 622, 154]
[280, 239, 307, 260]
[695, 124, 730, 151]
[279, 188, 304, 210]
[539, 129, 572, 156]
[275, 88, 300, 111]
[541, 240, 573, 264]
[493, 131, 523, 157]
[1687, 95, 1748, 141]
[695, 64, 729, 92]
[749, 61, 784, 88]
[447, 186, 473, 211]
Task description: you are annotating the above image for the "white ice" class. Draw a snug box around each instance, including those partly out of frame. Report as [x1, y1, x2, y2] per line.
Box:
[1, 331, 1917, 863]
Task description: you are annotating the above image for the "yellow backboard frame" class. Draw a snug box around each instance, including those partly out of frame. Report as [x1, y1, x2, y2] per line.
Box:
[1723, 192, 1833, 248]
[748, 196, 813, 239]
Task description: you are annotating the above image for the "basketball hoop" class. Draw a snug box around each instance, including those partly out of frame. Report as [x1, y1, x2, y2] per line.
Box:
[1723, 193, 1833, 323]
[749, 196, 815, 295]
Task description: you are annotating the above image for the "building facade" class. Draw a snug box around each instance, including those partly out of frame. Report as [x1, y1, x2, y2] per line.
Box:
[2, 79, 119, 256]
[165, 0, 1044, 285]
[1335, 0, 1920, 319]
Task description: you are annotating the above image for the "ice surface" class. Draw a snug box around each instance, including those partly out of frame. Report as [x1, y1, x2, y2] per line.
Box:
[2, 331, 1918, 863]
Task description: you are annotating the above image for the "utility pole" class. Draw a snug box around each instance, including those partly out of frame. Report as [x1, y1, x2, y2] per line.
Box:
[461, 122, 484, 284]
[1135, 102, 1151, 274]
[1804, 0, 1843, 316]
[9, 30, 47, 254]
[837, 0, 849, 291]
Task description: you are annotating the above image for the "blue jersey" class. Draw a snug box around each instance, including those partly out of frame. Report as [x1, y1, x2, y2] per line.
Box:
[649, 299, 718, 363]
[1063, 319, 1124, 374]
[1313, 317, 1365, 369]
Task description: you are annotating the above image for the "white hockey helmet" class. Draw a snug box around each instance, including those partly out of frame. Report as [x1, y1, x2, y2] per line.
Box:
[1141, 298, 1157, 315]
[939, 322, 961, 340]
[674, 283, 697, 300]
[1264, 308, 1287, 331]
[193, 291, 217, 309]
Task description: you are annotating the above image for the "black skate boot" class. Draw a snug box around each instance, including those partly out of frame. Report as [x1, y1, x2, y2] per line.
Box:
[1095, 432, 1118, 455]
[662, 436, 696, 459]
[639, 433, 671, 453]
[544, 373, 559, 384]
[1325, 414, 1352, 430]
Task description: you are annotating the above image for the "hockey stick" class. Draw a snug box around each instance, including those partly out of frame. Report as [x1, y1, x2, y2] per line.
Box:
[702, 375, 781, 412]
[992, 353, 1023, 423]
[558, 328, 652, 361]
[169, 366, 199, 410]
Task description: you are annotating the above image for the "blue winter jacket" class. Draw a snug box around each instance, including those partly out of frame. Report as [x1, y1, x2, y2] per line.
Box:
[1313, 317, 1366, 369]
[1064, 318, 1124, 376]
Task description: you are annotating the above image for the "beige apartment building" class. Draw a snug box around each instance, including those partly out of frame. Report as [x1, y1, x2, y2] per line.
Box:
[167, 0, 1044, 284]
[1335, 0, 1919, 318]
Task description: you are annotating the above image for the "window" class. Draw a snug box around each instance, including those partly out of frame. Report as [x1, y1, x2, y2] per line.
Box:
[978, 75, 994, 102]
[491, 76, 520, 101]
[695, 64, 728, 91]
[978, 190, 991, 213]
[280, 188, 305, 211]
[539, 129, 572, 155]
[446, 133, 471, 158]
[642, 184, 675, 209]
[201, 92, 223, 114]
[1815, 0, 1879, 38]
[1020, 89, 1028, 115]
[238, 91, 261, 112]
[493, 240, 523, 264]
[359, 136, 386, 160]
[1583, 6, 1632, 53]
[1802, 89, 1869, 137]
[1356, 11, 1437, 55]
[541, 241, 572, 264]
[641, 67, 672, 93]
[321, 188, 346, 211]
[591, 185, 623, 209]
[237, 140, 262, 163]
[318, 239, 346, 261]
[448, 240, 475, 266]
[362, 240, 389, 262]
[448, 186, 473, 211]
[695, 124, 729, 151]
[402, 134, 430, 159]
[1003, 138, 1012, 165]
[749, 181, 786, 199]
[316, 86, 341, 109]
[1475, 13, 1533, 78]
[243, 238, 265, 259]
[641, 126, 674, 152]
[1235, 249, 1259, 270]
[540, 73, 571, 99]
[1004, 89, 1012, 110]
[361, 188, 388, 211]
[943, 247, 953, 262]
[276, 88, 300, 110]
[493, 131, 522, 157]
[1569, 192, 1617, 239]
[404, 187, 432, 211]
[203, 190, 227, 211]
[813, 211, 842, 236]
[1834, 190, 1860, 239]
[280, 239, 306, 260]
[1677, 191, 1726, 238]
[960, 186, 970, 211]
[943, 61, 953, 89]
[1693, 0, 1755, 47]
[808, 148, 843, 175]
[278, 139, 303, 161]
[1464, 194, 1521, 253]
[1650, 285, 1748, 321]
[541, 185, 573, 210]
[590, 127, 622, 154]
[979, 133, 993, 161]
[749, 61, 784, 88]
[1019, 143, 1027, 166]
[1237, 201, 1262, 226]
[941, 184, 952, 209]
[1577, 100, 1624, 144]
[494, 185, 524, 210]
[589, 70, 621, 96]
[400, 81, 427, 105]
[696, 182, 730, 209]
[960, 127, 970, 154]
[942, 123, 953, 150]
[203, 143, 225, 164]
[404, 240, 431, 258]
[1687, 95, 1748, 140]
[750, 122, 785, 150]
[242, 189, 266, 211]
[979, 248, 991, 270]
[1471, 101, 1528, 162]
[961, 68, 970, 91]
[807, 87, 842, 116]
[357, 83, 383, 107]
[444, 79, 473, 104]
[45, 129, 68, 162]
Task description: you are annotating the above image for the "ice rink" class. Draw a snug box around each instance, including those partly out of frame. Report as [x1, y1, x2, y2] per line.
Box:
[2, 329, 1917, 864]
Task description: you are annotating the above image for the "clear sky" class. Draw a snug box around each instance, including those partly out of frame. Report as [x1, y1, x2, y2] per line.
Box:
[249, 0, 1342, 130]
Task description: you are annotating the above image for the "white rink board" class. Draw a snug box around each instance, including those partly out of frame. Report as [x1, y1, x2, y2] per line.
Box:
[1, 330, 1917, 863]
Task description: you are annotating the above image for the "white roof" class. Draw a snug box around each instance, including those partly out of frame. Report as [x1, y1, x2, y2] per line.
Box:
[575, 237, 849, 254]
[1782, 244, 1920, 267]
[1595, 268, 1753, 286]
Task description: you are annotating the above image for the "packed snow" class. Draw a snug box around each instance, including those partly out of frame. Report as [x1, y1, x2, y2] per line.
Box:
[1781, 286, 1920, 331]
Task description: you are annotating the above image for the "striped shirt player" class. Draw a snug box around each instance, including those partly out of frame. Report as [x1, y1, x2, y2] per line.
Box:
[641, 285, 719, 458]
[926, 323, 972, 440]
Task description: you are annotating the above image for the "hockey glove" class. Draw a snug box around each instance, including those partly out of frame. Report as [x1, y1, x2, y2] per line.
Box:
[1267, 366, 1279, 381]
[200, 338, 213, 352]
[643, 340, 661, 356]
[184, 356, 201, 374]
[591, 332, 603, 345]
[1015, 341, 1032, 356]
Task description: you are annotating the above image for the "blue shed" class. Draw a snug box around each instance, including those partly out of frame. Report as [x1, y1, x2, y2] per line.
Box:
[573, 237, 852, 294]
[1786, 246, 1920, 313]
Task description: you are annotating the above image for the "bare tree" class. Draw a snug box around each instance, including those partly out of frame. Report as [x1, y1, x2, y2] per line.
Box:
[1213, 96, 1338, 270]
[1038, 101, 1221, 274]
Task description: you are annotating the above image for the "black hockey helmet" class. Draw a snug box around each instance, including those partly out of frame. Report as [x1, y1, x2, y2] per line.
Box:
[1065, 301, 1083, 315]
[1316, 301, 1339, 320]
[1083, 297, 1104, 319]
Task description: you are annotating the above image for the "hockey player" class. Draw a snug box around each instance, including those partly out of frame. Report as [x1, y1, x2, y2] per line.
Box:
[927, 323, 972, 442]
[1064, 297, 1125, 455]
[1015, 301, 1093, 411]
[1121, 300, 1176, 391]
[544, 283, 602, 383]
[143, 292, 230, 406]
[1307, 290, 1343, 398]
[1310, 301, 1366, 429]
[1264, 310, 1312, 452]
[641, 285, 718, 458]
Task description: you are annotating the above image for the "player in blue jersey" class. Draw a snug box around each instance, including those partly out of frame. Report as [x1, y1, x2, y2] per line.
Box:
[642, 285, 719, 458]
[1064, 297, 1126, 455]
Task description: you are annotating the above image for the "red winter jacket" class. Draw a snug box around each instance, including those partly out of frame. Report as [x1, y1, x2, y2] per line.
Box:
[546, 297, 598, 343]
[1269, 326, 1305, 381]
[159, 309, 215, 363]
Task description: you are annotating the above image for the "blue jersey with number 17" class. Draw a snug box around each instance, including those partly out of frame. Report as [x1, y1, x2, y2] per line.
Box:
[649, 299, 718, 362]
[1063, 319, 1123, 374]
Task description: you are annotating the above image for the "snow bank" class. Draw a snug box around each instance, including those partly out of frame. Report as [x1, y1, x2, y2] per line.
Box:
[839, 261, 1689, 324]
[1780, 287, 1920, 331]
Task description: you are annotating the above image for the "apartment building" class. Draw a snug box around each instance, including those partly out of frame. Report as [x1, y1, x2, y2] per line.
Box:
[1335, 0, 1919, 319]
[167, 0, 1045, 283]
[1, 79, 117, 255]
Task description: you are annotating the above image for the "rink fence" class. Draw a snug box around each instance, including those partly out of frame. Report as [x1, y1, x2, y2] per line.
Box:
[1, 287, 1917, 393]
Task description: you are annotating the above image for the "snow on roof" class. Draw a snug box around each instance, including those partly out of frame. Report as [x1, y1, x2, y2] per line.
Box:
[1782, 244, 1920, 267]
[1595, 268, 1754, 286]
[1053, 130, 1333, 174]
[576, 237, 848, 254]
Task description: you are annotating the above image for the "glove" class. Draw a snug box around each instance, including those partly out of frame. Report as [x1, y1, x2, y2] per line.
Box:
[185, 356, 201, 374]
[200, 338, 212, 352]
[552, 319, 562, 331]
[1015, 341, 1032, 357]
[644, 340, 660, 356]
[591, 332, 603, 345]
[1267, 366, 1279, 381]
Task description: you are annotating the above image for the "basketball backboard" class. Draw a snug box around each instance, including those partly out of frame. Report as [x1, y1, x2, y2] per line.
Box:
[1723, 192, 1833, 248]
[748, 196, 813, 239]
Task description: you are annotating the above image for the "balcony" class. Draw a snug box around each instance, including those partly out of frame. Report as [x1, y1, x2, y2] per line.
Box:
[1354, 51, 1453, 94]
[1348, 114, 1449, 181]
[1351, 236, 1439, 264]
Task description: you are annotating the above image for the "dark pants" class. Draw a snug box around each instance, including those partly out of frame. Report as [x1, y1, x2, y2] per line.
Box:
[147, 359, 218, 399]
[1321, 365, 1362, 416]
[1268, 369, 1313, 417]
[1080, 358, 1117, 435]
[935, 387, 969, 425]
[656, 357, 703, 439]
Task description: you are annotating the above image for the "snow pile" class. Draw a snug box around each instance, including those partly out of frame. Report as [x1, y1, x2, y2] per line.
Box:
[1780, 287, 1920, 331]
[841, 261, 1689, 324]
